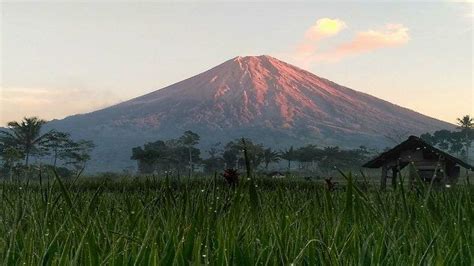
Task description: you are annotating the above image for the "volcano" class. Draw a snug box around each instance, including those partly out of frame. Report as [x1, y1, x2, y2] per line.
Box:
[48, 55, 452, 171]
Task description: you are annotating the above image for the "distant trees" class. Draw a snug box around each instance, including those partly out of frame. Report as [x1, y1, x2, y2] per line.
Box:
[420, 115, 473, 161]
[318, 146, 369, 172]
[290, 145, 370, 173]
[293, 144, 321, 170]
[457, 115, 473, 162]
[131, 134, 372, 175]
[131, 131, 201, 174]
[0, 117, 95, 177]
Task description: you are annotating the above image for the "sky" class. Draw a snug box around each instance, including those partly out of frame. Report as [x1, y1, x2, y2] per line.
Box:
[0, 1, 473, 125]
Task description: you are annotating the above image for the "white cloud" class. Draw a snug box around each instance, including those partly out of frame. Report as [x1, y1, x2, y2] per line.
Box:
[304, 18, 347, 41]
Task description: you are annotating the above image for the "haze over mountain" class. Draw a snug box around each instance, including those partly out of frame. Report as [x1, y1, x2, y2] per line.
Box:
[47, 55, 452, 171]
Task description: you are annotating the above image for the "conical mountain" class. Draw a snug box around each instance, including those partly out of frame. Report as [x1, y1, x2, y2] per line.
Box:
[48, 55, 452, 171]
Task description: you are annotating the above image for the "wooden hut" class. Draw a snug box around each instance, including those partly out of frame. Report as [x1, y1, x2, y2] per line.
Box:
[363, 136, 474, 189]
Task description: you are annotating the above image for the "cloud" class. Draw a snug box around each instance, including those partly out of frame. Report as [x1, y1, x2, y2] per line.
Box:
[0, 87, 123, 125]
[293, 18, 347, 60]
[320, 24, 410, 62]
[290, 23, 410, 64]
[304, 18, 347, 41]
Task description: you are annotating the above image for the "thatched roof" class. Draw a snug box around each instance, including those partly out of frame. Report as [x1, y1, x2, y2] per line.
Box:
[363, 136, 474, 170]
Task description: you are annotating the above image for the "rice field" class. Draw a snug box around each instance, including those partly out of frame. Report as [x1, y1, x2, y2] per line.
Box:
[0, 173, 473, 265]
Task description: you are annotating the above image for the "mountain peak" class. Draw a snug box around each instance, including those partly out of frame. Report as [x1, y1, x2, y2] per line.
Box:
[234, 54, 274, 60]
[231, 55, 281, 67]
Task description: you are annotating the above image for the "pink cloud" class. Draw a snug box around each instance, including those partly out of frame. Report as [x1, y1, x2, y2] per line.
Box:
[292, 18, 347, 63]
[289, 23, 410, 65]
[320, 24, 410, 62]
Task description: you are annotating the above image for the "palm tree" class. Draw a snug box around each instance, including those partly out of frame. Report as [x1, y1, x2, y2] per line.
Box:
[280, 146, 295, 172]
[0, 117, 51, 166]
[456, 115, 473, 162]
[263, 148, 280, 170]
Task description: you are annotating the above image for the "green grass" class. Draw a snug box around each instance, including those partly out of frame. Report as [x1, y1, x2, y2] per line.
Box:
[0, 173, 472, 265]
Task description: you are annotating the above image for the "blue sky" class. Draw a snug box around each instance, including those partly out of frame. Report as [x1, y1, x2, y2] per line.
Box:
[1, 1, 472, 124]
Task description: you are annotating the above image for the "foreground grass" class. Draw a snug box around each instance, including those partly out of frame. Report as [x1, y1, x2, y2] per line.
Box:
[0, 174, 473, 265]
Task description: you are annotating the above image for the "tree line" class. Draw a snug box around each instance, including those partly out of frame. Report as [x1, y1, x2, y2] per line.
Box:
[131, 131, 374, 175]
[0, 117, 95, 179]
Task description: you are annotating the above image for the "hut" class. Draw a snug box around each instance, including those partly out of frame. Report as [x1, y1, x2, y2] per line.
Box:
[363, 136, 474, 189]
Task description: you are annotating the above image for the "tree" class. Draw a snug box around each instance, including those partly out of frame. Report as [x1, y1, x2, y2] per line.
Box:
[221, 139, 264, 170]
[420, 132, 436, 145]
[44, 131, 73, 167]
[203, 143, 224, 173]
[179, 131, 200, 172]
[294, 144, 322, 170]
[222, 141, 240, 169]
[447, 132, 464, 157]
[263, 148, 280, 170]
[166, 138, 201, 171]
[240, 139, 265, 170]
[456, 115, 473, 162]
[281, 146, 295, 171]
[207, 142, 222, 159]
[0, 147, 23, 180]
[131, 137, 201, 174]
[433, 130, 453, 150]
[63, 140, 95, 171]
[131, 140, 165, 174]
[0, 117, 52, 166]
[318, 146, 340, 171]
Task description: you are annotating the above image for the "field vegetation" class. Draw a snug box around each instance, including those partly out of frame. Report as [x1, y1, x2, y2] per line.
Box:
[0, 170, 473, 265]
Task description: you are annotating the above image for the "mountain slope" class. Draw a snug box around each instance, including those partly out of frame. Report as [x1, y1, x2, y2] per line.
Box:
[48, 55, 453, 171]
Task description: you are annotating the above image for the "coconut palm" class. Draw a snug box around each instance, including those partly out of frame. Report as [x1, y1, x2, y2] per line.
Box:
[263, 148, 280, 170]
[281, 146, 295, 172]
[0, 117, 51, 166]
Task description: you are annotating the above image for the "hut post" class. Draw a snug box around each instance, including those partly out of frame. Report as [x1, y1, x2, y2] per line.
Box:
[381, 165, 387, 190]
[408, 162, 416, 189]
[391, 167, 397, 189]
[441, 161, 448, 184]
